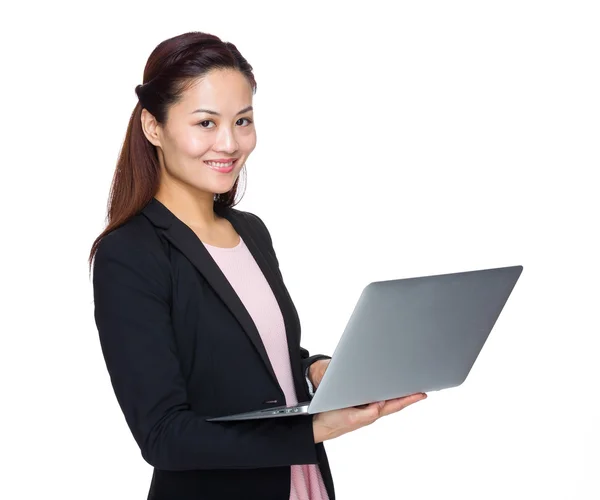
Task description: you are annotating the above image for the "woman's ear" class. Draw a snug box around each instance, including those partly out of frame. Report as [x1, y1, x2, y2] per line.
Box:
[140, 108, 162, 148]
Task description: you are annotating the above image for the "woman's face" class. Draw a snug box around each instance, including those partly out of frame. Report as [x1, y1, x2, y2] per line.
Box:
[146, 68, 257, 197]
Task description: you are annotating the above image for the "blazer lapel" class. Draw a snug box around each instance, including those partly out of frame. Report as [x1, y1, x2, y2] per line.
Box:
[218, 205, 308, 401]
[141, 198, 283, 392]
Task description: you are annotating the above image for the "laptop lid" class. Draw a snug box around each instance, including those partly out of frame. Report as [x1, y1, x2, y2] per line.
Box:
[306, 265, 523, 414]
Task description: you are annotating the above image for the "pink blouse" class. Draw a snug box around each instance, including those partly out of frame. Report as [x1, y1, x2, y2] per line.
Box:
[203, 236, 329, 500]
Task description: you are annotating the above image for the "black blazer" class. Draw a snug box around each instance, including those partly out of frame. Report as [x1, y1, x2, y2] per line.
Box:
[92, 198, 335, 500]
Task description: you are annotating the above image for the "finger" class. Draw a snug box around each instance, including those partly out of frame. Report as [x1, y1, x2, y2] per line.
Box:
[380, 394, 427, 417]
[382, 395, 427, 415]
[395, 393, 427, 404]
[354, 393, 425, 409]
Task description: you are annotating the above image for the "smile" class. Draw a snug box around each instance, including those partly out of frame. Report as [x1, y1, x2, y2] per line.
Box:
[204, 159, 238, 172]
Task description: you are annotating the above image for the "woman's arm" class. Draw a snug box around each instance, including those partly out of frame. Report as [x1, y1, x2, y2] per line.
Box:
[92, 229, 318, 471]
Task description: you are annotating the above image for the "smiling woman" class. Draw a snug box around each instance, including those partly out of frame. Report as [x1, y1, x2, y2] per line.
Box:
[89, 30, 427, 500]
[88, 31, 337, 500]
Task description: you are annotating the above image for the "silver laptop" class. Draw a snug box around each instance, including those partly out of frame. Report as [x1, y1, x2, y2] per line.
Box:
[206, 265, 523, 422]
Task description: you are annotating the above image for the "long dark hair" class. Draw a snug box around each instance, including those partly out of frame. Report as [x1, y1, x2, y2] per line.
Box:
[89, 32, 257, 266]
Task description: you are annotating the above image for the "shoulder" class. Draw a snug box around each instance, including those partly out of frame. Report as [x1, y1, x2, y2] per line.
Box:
[92, 216, 171, 306]
[94, 214, 168, 273]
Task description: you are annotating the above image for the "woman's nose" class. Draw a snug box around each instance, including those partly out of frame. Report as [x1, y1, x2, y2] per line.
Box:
[214, 127, 238, 153]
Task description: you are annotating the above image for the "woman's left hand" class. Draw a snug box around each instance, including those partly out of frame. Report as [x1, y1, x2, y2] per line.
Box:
[309, 359, 331, 391]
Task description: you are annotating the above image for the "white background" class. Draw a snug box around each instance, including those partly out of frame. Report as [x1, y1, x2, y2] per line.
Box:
[2, 1, 599, 499]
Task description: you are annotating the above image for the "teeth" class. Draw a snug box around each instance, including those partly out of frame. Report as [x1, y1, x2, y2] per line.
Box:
[206, 160, 234, 168]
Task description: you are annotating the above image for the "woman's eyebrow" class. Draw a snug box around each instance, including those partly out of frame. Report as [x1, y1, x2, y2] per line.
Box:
[190, 105, 253, 116]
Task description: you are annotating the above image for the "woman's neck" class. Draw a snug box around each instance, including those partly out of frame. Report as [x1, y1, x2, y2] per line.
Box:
[155, 183, 219, 230]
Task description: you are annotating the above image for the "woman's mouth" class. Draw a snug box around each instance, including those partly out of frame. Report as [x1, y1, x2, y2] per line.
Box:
[204, 159, 238, 173]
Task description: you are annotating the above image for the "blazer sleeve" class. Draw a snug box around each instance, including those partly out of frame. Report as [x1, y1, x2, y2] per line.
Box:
[92, 230, 318, 471]
[245, 212, 332, 386]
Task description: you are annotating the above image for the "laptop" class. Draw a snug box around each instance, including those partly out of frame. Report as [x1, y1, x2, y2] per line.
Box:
[206, 265, 523, 422]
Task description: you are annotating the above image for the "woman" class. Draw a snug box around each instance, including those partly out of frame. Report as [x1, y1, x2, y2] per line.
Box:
[90, 31, 426, 500]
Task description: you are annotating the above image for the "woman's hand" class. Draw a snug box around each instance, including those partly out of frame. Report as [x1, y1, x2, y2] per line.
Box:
[308, 359, 331, 391]
[312, 393, 427, 443]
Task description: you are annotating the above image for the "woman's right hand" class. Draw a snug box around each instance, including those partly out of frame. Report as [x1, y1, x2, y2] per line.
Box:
[312, 393, 427, 443]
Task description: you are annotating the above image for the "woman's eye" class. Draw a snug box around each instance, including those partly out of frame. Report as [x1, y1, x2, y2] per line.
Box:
[197, 118, 253, 128]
